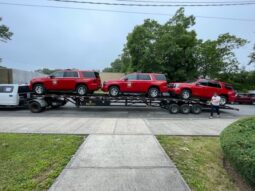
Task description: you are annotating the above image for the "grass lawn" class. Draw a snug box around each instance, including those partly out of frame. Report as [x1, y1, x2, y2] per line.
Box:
[157, 136, 237, 191]
[0, 133, 84, 191]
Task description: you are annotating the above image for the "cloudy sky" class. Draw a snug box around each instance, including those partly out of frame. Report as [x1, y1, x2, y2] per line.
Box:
[0, 0, 254, 71]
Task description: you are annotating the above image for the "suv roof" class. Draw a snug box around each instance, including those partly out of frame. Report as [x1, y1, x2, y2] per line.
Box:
[130, 72, 164, 75]
[57, 69, 97, 72]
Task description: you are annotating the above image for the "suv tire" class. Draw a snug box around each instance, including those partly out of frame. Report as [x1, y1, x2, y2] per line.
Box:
[220, 96, 227, 105]
[33, 84, 45, 95]
[148, 87, 160, 98]
[181, 89, 191, 99]
[109, 86, 120, 97]
[76, 85, 87, 96]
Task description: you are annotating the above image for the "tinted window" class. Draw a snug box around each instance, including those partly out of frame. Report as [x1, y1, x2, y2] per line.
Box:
[64, 71, 78, 77]
[18, 86, 30, 93]
[224, 84, 234, 90]
[82, 72, 96, 78]
[0, 86, 14, 93]
[208, 81, 221, 88]
[155, 74, 166, 81]
[126, 73, 137, 80]
[94, 72, 99, 78]
[52, 71, 64, 77]
[138, 74, 151, 80]
[197, 81, 208, 86]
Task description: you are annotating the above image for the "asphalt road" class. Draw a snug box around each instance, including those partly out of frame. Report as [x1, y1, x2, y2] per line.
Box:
[0, 103, 254, 119]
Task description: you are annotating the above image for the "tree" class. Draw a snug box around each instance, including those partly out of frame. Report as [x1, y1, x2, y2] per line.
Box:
[196, 34, 247, 78]
[0, 17, 13, 64]
[249, 44, 255, 65]
[104, 8, 247, 83]
[127, 19, 161, 73]
[154, 8, 198, 81]
[35, 68, 58, 75]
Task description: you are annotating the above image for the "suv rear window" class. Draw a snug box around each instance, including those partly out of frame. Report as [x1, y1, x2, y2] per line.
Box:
[82, 71, 96, 78]
[0, 86, 14, 93]
[155, 74, 166, 81]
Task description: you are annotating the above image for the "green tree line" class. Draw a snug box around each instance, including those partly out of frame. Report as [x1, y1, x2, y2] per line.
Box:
[0, 17, 13, 64]
[103, 8, 255, 91]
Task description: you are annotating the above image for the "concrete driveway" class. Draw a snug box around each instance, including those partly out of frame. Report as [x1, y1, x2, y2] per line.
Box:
[0, 117, 237, 136]
[0, 104, 253, 191]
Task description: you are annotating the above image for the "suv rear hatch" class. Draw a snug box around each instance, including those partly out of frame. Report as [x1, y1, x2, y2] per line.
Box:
[82, 71, 101, 88]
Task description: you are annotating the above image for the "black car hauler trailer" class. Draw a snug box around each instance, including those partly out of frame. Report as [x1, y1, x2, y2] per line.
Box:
[28, 93, 239, 114]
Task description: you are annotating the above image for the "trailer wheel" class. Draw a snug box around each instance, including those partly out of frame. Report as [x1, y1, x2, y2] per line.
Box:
[180, 104, 190, 114]
[29, 101, 43, 113]
[169, 103, 180, 114]
[191, 104, 202, 114]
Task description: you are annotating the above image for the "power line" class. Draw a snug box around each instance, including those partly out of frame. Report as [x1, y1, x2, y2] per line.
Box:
[117, 0, 255, 3]
[0, 2, 255, 22]
[51, 0, 255, 6]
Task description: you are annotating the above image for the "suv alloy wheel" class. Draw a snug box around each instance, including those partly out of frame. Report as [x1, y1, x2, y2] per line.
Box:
[148, 87, 160, 98]
[76, 85, 87, 96]
[109, 86, 120, 97]
[33, 84, 45, 95]
[181, 89, 191, 99]
[220, 96, 227, 105]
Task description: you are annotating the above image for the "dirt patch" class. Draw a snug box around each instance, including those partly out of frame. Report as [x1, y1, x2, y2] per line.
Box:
[223, 158, 255, 191]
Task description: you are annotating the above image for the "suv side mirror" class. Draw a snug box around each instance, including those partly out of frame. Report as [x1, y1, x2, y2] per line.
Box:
[123, 77, 128, 81]
[49, 75, 55, 79]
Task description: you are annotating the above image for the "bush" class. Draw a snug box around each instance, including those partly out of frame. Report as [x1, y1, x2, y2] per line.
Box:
[220, 117, 255, 186]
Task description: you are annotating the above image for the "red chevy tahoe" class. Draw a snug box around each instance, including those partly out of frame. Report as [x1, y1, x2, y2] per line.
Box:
[102, 72, 168, 98]
[30, 70, 101, 95]
[168, 79, 236, 105]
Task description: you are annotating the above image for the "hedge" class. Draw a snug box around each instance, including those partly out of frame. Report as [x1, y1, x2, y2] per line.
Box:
[220, 117, 255, 186]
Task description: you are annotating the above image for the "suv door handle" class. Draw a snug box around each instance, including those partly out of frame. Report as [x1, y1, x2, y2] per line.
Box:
[9, 95, 13, 97]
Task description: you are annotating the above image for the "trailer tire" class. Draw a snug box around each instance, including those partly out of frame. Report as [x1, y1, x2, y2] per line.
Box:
[29, 101, 43, 113]
[169, 103, 180, 114]
[191, 104, 202, 114]
[180, 104, 190, 114]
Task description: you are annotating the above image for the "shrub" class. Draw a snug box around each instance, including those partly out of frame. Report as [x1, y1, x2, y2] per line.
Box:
[220, 117, 255, 186]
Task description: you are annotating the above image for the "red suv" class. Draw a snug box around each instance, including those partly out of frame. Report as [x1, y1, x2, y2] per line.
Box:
[168, 79, 236, 105]
[30, 70, 101, 95]
[102, 72, 168, 97]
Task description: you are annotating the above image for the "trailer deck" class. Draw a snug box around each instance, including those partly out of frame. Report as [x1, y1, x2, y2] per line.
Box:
[28, 93, 239, 114]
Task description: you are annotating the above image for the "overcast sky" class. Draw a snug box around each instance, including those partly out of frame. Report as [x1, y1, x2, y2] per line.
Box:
[0, 0, 254, 71]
